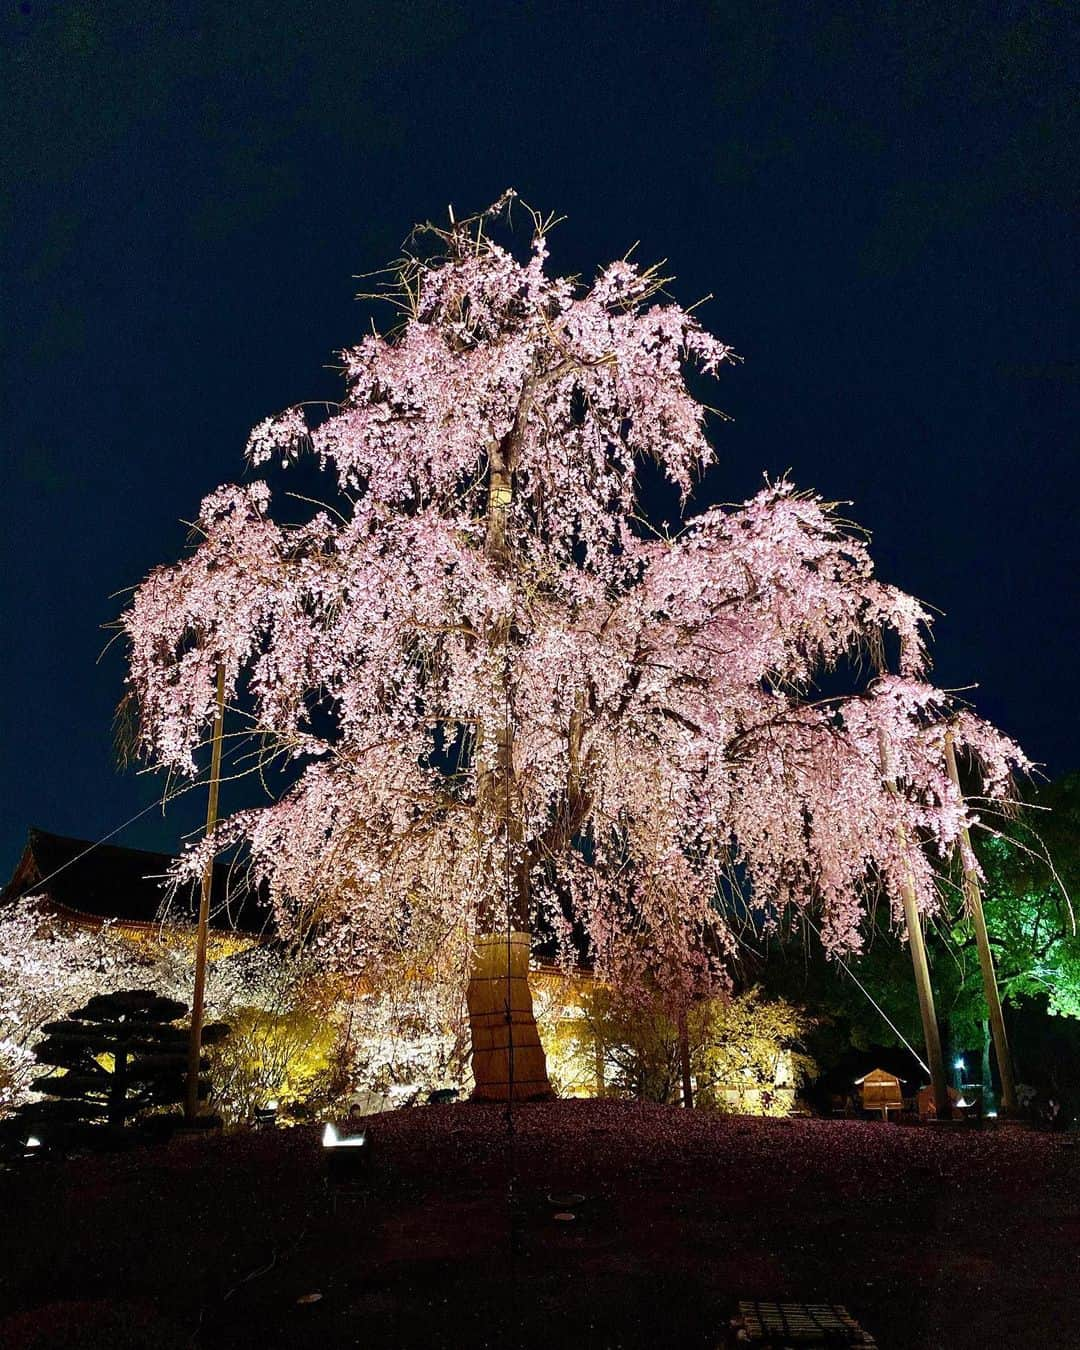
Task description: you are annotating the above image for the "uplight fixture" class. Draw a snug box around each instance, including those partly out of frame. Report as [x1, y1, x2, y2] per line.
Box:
[323, 1121, 366, 1148]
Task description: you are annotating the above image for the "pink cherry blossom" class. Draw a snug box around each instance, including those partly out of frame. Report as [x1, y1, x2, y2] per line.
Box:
[121, 196, 1028, 1037]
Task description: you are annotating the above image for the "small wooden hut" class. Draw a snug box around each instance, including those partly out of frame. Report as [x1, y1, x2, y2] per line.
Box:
[855, 1067, 904, 1119]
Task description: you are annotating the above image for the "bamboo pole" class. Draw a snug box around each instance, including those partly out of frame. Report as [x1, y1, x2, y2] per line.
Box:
[879, 731, 950, 1118]
[943, 729, 1018, 1114]
[184, 664, 226, 1123]
[677, 1008, 694, 1109]
[899, 866, 950, 1119]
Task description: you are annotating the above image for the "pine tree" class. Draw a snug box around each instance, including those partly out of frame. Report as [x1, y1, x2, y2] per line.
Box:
[7, 989, 227, 1149]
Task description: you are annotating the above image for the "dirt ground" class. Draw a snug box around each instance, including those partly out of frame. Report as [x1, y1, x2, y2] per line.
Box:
[1, 1100, 1077, 1349]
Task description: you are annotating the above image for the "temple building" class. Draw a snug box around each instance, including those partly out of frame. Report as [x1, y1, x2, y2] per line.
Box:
[2, 827, 270, 957]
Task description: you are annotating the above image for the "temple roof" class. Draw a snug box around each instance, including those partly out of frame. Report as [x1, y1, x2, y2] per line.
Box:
[1, 827, 272, 937]
[1, 828, 591, 972]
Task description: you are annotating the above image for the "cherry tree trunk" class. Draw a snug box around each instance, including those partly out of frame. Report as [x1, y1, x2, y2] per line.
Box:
[467, 417, 554, 1101]
[467, 932, 552, 1100]
[468, 724, 552, 1100]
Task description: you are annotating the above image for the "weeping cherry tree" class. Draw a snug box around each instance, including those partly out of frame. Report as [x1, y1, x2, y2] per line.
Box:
[123, 194, 1027, 1100]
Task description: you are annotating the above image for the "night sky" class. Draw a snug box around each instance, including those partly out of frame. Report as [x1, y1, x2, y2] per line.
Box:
[2, 2, 1076, 876]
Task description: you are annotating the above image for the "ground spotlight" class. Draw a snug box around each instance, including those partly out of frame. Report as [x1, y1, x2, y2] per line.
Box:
[323, 1121, 369, 1187]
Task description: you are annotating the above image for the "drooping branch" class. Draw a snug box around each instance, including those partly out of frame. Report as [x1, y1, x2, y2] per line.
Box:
[121, 194, 1027, 1009]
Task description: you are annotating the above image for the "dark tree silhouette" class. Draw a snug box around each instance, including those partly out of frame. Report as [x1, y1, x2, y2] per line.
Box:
[6, 989, 227, 1150]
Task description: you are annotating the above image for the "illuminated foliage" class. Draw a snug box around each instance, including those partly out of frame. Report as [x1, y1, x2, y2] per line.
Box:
[756, 776, 1079, 1087]
[583, 982, 816, 1114]
[532, 972, 602, 1098]
[207, 1006, 340, 1126]
[0, 897, 285, 1117]
[338, 969, 471, 1107]
[121, 194, 1026, 1091]
[958, 774, 1080, 1020]
[695, 989, 818, 1115]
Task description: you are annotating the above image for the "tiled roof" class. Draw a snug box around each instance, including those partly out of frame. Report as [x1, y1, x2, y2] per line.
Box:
[1, 827, 272, 936]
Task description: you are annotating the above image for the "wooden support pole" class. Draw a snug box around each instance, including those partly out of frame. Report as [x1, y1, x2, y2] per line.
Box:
[185, 664, 226, 1123]
[898, 863, 951, 1119]
[879, 732, 950, 1119]
[944, 729, 1018, 1114]
[677, 1007, 694, 1109]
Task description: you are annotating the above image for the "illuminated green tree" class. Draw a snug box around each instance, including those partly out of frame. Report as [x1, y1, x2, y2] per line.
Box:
[960, 774, 1080, 1019]
[585, 983, 816, 1112]
[761, 774, 1080, 1097]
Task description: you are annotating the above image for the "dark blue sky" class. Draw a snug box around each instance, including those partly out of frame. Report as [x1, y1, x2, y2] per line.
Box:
[2, 1, 1076, 875]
